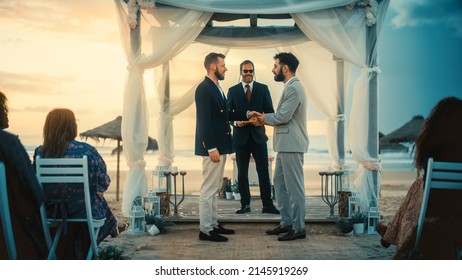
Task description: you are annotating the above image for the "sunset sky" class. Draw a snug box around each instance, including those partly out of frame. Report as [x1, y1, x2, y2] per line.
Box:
[1, 0, 461, 150]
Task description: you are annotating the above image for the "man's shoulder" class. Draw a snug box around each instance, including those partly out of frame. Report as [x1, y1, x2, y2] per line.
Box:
[0, 130, 15, 140]
[253, 81, 268, 87]
[229, 83, 242, 91]
[253, 81, 270, 92]
[0, 130, 21, 146]
[195, 78, 213, 96]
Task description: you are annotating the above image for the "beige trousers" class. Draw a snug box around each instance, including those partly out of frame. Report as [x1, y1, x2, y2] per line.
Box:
[199, 154, 227, 234]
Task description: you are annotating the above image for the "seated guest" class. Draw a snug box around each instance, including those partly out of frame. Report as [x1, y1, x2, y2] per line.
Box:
[33, 108, 118, 259]
[0, 91, 48, 259]
[377, 96, 462, 259]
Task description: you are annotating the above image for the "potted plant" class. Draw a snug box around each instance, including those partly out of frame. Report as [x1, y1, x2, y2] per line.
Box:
[336, 217, 353, 236]
[350, 209, 366, 234]
[224, 178, 233, 199]
[232, 183, 241, 201]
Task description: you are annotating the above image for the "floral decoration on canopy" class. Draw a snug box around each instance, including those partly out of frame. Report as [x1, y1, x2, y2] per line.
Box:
[346, 0, 379, 27]
[127, 0, 156, 29]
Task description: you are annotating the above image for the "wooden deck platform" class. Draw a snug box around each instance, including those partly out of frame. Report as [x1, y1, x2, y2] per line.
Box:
[159, 195, 342, 223]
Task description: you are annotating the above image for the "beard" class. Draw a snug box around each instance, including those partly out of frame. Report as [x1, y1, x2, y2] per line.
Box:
[274, 69, 285, 82]
[215, 69, 225, 81]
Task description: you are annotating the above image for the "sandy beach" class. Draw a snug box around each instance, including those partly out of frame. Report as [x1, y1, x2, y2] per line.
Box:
[99, 165, 415, 260]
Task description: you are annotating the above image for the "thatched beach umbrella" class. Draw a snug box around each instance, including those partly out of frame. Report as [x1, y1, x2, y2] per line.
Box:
[379, 131, 408, 153]
[380, 115, 425, 144]
[111, 136, 158, 155]
[80, 116, 157, 201]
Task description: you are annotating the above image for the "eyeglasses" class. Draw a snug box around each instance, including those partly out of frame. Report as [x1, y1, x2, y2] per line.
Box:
[242, 69, 254, 73]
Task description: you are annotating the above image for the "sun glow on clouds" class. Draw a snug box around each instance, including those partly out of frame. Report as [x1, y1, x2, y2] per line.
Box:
[0, 1, 128, 145]
[3, 1, 455, 148]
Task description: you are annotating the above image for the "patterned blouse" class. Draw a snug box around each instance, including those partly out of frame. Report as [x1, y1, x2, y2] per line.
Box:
[34, 140, 116, 243]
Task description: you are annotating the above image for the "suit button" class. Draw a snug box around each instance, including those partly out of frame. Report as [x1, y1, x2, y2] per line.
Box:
[220, 110, 224, 112]
[227, 132, 230, 135]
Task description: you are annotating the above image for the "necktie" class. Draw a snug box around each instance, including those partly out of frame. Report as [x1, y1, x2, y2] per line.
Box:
[245, 84, 251, 102]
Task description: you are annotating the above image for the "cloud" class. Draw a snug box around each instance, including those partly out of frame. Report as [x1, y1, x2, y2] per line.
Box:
[390, 0, 462, 37]
[0, 0, 120, 42]
[0, 71, 73, 95]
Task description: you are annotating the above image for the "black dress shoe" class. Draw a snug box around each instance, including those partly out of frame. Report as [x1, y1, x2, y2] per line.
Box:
[213, 224, 235, 235]
[266, 225, 291, 235]
[199, 231, 228, 242]
[277, 229, 306, 241]
[235, 205, 251, 214]
[262, 206, 280, 214]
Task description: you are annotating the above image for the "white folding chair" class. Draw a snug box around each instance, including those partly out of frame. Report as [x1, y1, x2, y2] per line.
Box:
[36, 156, 105, 260]
[0, 162, 17, 260]
[415, 157, 462, 258]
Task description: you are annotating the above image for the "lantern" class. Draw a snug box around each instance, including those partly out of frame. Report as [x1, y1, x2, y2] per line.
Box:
[367, 206, 380, 234]
[144, 190, 161, 219]
[128, 204, 145, 234]
[152, 165, 170, 192]
[340, 169, 352, 191]
[348, 191, 360, 217]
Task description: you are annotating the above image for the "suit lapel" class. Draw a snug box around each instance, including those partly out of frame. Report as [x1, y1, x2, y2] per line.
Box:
[206, 77, 226, 109]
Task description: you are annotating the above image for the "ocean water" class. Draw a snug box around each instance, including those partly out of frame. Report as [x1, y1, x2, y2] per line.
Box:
[24, 135, 414, 173]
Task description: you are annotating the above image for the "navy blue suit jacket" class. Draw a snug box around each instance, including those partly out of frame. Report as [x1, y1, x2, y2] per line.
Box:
[194, 77, 233, 156]
[227, 81, 274, 145]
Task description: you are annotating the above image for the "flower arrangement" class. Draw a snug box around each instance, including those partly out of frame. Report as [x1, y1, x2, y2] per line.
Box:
[345, 0, 379, 27]
[127, 0, 157, 29]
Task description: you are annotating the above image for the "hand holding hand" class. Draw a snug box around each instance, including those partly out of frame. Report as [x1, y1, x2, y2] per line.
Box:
[253, 114, 266, 126]
[247, 111, 262, 118]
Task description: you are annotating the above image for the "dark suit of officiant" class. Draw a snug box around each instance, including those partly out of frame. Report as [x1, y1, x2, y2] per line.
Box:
[227, 80, 276, 211]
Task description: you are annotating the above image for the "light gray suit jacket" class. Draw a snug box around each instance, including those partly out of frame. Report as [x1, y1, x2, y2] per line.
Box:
[264, 77, 309, 153]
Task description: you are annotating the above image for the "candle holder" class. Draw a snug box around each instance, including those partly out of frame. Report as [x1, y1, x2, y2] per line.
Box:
[319, 171, 343, 218]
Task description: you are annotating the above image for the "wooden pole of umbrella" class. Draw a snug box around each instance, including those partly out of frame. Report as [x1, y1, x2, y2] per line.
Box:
[80, 116, 158, 202]
[116, 139, 120, 202]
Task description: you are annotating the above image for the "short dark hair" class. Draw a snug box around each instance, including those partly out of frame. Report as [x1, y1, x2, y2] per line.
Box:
[239, 60, 254, 72]
[273, 52, 299, 73]
[204, 52, 226, 70]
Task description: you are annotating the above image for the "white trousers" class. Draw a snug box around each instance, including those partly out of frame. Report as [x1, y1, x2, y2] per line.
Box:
[199, 154, 227, 233]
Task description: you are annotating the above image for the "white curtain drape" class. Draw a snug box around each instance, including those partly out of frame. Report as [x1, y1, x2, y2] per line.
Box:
[115, 0, 212, 215]
[291, 1, 390, 211]
[114, 0, 389, 216]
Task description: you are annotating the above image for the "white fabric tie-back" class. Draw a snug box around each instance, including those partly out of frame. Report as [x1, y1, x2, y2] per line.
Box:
[326, 114, 345, 122]
[362, 66, 381, 74]
[127, 64, 145, 74]
[127, 160, 147, 169]
[361, 160, 381, 172]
